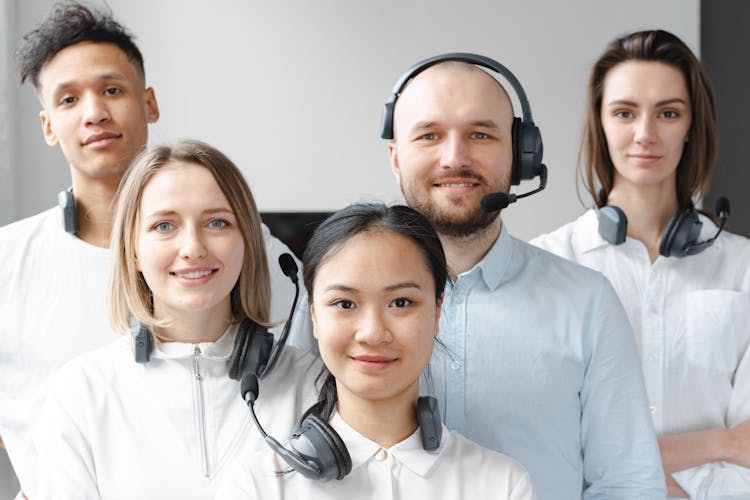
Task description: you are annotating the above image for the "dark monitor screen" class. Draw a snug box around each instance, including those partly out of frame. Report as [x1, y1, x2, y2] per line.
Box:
[260, 212, 333, 260]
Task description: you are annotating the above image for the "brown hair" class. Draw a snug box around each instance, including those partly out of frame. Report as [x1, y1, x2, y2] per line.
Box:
[582, 29, 717, 209]
[109, 140, 270, 334]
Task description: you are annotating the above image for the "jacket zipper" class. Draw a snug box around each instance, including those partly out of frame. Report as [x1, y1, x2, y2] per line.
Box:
[193, 345, 210, 477]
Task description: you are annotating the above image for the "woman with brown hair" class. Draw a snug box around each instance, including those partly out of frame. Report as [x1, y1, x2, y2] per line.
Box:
[533, 30, 750, 498]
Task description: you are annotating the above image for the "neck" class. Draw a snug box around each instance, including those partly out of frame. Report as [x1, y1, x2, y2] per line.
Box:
[607, 178, 679, 262]
[70, 172, 121, 248]
[153, 305, 232, 344]
[336, 385, 418, 449]
[439, 217, 501, 278]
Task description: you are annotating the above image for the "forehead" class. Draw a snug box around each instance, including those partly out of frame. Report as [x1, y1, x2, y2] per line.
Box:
[38, 41, 144, 97]
[393, 63, 513, 130]
[602, 60, 689, 102]
[140, 161, 228, 211]
[314, 230, 433, 289]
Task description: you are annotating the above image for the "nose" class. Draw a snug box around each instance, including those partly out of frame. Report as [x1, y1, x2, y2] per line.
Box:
[440, 133, 471, 169]
[81, 93, 111, 126]
[634, 115, 657, 145]
[354, 306, 393, 345]
[179, 226, 207, 260]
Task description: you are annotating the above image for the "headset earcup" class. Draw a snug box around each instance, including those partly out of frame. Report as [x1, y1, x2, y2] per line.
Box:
[660, 209, 702, 257]
[511, 117, 522, 185]
[521, 121, 544, 182]
[227, 321, 250, 380]
[292, 414, 352, 480]
[597, 205, 627, 245]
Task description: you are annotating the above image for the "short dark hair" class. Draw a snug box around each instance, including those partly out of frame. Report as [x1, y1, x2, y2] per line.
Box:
[16, 1, 145, 89]
[301, 203, 448, 422]
[582, 29, 717, 209]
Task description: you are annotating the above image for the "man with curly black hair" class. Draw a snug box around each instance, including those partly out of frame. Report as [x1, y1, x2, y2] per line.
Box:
[0, 3, 158, 496]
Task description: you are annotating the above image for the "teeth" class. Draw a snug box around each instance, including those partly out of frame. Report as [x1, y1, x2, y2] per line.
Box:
[176, 270, 213, 279]
[440, 183, 476, 188]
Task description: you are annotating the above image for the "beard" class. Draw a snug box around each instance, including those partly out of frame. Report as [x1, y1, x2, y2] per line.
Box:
[400, 171, 506, 238]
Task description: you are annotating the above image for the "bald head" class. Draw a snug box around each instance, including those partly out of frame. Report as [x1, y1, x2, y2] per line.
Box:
[392, 61, 514, 142]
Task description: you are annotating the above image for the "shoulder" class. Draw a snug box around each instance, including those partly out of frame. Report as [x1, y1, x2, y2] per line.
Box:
[0, 208, 58, 253]
[49, 337, 132, 403]
[529, 209, 597, 258]
[444, 431, 534, 492]
[511, 234, 608, 290]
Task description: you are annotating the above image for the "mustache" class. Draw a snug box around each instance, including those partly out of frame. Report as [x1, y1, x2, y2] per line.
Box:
[430, 171, 487, 184]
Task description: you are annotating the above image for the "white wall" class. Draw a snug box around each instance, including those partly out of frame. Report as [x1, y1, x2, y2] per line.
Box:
[11, 0, 699, 241]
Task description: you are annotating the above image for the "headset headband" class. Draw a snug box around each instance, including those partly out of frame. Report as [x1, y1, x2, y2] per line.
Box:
[381, 52, 534, 139]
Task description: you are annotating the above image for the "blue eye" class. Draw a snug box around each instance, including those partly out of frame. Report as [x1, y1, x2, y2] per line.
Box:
[390, 297, 413, 308]
[419, 133, 437, 141]
[154, 222, 172, 232]
[471, 132, 489, 139]
[209, 219, 228, 229]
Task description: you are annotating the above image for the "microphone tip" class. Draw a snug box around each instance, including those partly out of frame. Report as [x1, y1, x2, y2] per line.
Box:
[716, 196, 730, 219]
[481, 193, 510, 212]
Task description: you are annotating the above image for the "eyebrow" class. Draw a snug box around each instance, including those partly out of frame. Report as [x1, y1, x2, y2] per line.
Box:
[142, 207, 235, 219]
[605, 98, 688, 107]
[411, 119, 499, 131]
[51, 72, 131, 96]
[322, 282, 423, 293]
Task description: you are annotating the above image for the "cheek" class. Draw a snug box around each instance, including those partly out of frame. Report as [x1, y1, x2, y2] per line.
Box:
[313, 311, 352, 374]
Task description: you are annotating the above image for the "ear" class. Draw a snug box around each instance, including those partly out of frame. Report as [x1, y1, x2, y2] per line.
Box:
[309, 303, 319, 340]
[144, 87, 160, 124]
[388, 140, 401, 183]
[40, 110, 58, 147]
[434, 293, 444, 337]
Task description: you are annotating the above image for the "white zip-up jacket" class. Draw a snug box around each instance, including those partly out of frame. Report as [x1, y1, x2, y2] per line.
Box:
[33, 326, 320, 500]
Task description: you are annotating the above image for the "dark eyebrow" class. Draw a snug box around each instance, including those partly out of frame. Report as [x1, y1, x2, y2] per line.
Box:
[606, 98, 688, 107]
[52, 72, 130, 96]
[322, 282, 423, 293]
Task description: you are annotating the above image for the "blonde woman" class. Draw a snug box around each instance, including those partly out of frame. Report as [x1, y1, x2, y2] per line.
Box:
[33, 140, 319, 499]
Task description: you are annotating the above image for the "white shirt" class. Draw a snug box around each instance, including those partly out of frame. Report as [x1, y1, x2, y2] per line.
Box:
[33, 327, 320, 500]
[532, 209, 750, 498]
[0, 207, 304, 495]
[216, 411, 536, 500]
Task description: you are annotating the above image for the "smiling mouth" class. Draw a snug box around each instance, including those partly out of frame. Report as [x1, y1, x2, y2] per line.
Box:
[171, 269, 217, 279]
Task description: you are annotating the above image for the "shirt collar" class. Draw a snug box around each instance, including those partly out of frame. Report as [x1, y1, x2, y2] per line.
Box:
[459, 222, 512, 292]
[575, 209, 611, 254]
[134, 323, 239, 360]
[329, 411, 448, 477]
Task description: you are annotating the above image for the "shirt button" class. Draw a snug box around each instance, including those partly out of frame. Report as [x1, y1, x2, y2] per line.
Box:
[450, 360, 461, 371]
[647, 353, 657, 362]
[649, 406, 656, 416]
[454, 294, 464, 304]
[647, 303, 658, 315]
[374, 448, 387, 462]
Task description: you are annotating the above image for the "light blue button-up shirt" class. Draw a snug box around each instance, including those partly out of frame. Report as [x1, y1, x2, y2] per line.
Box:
[426, 224, 665, 500]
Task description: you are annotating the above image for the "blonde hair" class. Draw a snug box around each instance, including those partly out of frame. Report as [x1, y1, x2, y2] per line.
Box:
[109, 140, 271, 334]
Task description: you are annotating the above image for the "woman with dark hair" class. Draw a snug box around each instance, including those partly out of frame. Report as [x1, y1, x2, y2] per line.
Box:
[217, 203, 535, 499]
[533, 30, 750, 498]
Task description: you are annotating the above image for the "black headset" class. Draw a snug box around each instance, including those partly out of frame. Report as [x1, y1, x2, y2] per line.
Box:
[58, 187, 78, 234]
[241, 372, 442, 480]
[381, 52, 547, 211]
[134, 253, 300, 382]
[596, 196, 731, 257]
